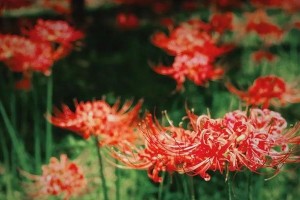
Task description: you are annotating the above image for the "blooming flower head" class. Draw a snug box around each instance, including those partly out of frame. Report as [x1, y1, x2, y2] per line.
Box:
[153, 51, 224, 90]
[22, 154, 87, 200]
[226, 75, 300, 108]
[48, 99, 143, 144]
[0, 34, 54, 74]
[27, 19, 84, 60]
[151, 18, 234, 91]
[111, 108, 300, 182]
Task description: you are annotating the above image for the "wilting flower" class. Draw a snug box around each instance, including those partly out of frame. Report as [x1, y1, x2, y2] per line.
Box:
[251, 50, 277, 63]
[27, 19, 84, 60]
[111, 108, 300, 182]
[116, 13, 140, 30]
[226, 75, 300, 108]
[22, 154, 87, 200]
[48, 99, 143, 145]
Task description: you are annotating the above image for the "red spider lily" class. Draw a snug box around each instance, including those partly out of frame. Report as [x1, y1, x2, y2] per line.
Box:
[151, 18, 233, 90]
[47, 99, 143, 143]
[42, 0, 71, 15]
[27, 19, 84, 60]
[226, 75, 300, 108]
[111, 109, 300, 182]
[294, 21, 300, 29]
[116, 13, 140, 30]
[244, 9, 284, 43]
[0, 0, 32, 12]
[251, 50, 277, 63]
[21, 154, 87, 200]
[153, 51, 224, 90]
[210, 12, 233, 34]
[151, 19, 213, 55]
[0, 34, 54, 76]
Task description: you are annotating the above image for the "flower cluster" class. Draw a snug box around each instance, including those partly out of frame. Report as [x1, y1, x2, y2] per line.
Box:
[226, 75, 300, 108]
[152, 17, 234, 91]
[110, 108, 300, 182]
[0, 20, 84, 89]
[48, 99, 142, 146]
[22, 154, 87, 200]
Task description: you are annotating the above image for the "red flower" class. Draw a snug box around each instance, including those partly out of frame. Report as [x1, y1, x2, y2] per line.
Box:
[244, 9, 284, 43]
[116, 13, 140, 30]
[22, 154, 87, 200]
[226, 75, 300, 108]
[28, 19, 84, 60]
[42, 0, 71, 15]
[48, 99, 143, 143]
[153, 51, 224, 90]
[112, 109, 300, 182]
[210, 12, 233, 34]
[251, 50, 277, 63]
[0, 34, 54, 75]
[0, 0, 32, 11]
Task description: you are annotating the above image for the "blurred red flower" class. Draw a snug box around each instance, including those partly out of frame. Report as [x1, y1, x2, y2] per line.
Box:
[226, 75, 300, 108]
[22, 154, 87, 200]
[48, 99, 143, 144]
[210, 12, 233, 34]
[0, 34, 54, 75]
[244, 9, 284, 44]
[251, 50, 277, 63]
[27, 19, 84, 60]
[116, 13, 140, 30]
[0, 0, 32, 12]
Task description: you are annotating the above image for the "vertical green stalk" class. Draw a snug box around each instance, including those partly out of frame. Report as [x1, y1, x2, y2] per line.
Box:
[32, 87, 41, 172]
[0, 131, 12, 199]
[45, 75, 53, 161]
[247, 172, 252, 200]
[94, 136, 109, 200]
[227, 172, 232, 200]
[189, 176, 195, 200]
[115, 162, 120, 200]
[0, 101, 28, 170]
[158, 171, 166, 200]
[182, 175, 190, 200]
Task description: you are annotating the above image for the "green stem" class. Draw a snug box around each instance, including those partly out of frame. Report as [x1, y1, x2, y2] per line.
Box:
[189, 176, 195, 200]
[0, 101, 28, 170]
[115, 162, 120, 200]
[227, 172, 232, 200]
[32, 87, 41, 173]
[45, 75, 53, 161]
[247, 172, 252, 200]
[95, 137, 109, 200]
[0, 131, 12, 199]
[158, 171, 166, 200]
